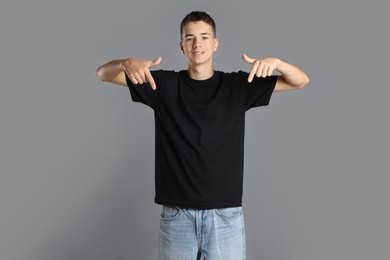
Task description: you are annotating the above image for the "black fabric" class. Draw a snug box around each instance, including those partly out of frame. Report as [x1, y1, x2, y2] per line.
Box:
[125, 70, 277, 209]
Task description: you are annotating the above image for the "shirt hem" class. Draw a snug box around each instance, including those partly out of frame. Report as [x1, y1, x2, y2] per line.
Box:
[154, 197, 242, 210]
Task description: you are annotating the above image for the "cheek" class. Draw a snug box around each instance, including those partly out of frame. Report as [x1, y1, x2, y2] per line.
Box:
[185, 44, 193, 52]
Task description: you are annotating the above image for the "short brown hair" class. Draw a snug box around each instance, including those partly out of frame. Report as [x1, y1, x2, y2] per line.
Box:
[180, 11, 216, 39]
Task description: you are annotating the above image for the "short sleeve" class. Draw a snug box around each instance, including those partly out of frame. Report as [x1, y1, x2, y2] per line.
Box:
[125, 70, 162, 109]
[242, 71, 278, 111]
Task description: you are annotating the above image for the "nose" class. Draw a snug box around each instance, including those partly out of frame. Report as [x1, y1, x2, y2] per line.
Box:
[193, 37, 201, 48]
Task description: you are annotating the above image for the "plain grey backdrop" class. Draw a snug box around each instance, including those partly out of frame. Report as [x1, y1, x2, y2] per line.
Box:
[1, 0, 389, 259]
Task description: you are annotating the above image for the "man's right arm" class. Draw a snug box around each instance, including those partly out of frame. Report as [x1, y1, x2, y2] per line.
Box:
[96, 57, 162, 90]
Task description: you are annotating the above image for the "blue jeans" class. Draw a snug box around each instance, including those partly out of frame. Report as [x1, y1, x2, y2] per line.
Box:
[158, 206, 246, 260]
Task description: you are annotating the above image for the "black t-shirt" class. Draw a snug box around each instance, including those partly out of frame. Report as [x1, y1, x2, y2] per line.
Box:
[126, 70, 277, 209]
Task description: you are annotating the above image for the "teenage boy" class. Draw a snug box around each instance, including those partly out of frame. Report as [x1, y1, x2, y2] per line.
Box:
[96, 11, 309, 260]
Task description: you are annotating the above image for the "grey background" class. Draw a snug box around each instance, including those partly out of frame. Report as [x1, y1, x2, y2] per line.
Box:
[1, 0, 389, 259]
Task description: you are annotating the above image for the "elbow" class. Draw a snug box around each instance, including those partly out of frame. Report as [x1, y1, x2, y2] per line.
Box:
[304, 75, 310, 88]
[298, 75, 310, 89]
[96, 67, 104, 81]
[96, 66, 106, 82]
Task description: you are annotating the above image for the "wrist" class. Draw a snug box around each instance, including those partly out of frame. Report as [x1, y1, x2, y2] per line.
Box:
[120, 58, 133, 71]
[275, 58, 282, 70]
[119, 59, 126, 71]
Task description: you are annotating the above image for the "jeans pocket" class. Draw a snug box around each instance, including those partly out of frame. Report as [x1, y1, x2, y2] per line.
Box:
[160, 205, 181, 220]
[215, 207, 242, 218]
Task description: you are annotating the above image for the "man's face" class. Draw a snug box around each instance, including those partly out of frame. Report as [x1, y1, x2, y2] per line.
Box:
[180, 21, 218, 67]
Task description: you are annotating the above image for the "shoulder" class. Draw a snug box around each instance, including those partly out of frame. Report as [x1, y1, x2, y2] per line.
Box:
[150, 70, 180, 95]
[148, 70, 180, 86]
[220, 70, 247, 79]
[218, 70, 247, 85]
[151, 69, 178, 76]
[152, 69, 180, 81]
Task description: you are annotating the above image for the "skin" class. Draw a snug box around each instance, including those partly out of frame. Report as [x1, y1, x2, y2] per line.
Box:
[179, 21, 218, 80]
[96, 21, 309, 91]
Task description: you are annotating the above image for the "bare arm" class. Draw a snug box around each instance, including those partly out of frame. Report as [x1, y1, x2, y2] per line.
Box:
[96, 59, 128, 87]
[242, 54, 309, 92]
[96, 57, 162, 90]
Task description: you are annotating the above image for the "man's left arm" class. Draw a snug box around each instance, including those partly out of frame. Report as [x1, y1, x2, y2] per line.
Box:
[242, 54, 309, 92]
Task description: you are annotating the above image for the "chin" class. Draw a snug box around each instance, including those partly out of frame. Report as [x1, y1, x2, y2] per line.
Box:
[189, 56, 211, 65]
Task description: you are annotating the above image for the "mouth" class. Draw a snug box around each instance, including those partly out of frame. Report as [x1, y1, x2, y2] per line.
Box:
[192, 51, 205, 56]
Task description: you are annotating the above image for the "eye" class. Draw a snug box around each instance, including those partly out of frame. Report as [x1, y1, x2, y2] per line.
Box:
[202, 36, 209, 40]
[185, 38, 193, 42]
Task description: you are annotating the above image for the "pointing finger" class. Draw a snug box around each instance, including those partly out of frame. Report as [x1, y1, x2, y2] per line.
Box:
[145, 69, 157, 90]
[248, 61, 259, 83]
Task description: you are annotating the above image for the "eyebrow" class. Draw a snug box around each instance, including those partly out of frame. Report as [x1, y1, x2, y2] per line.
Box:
[184, 33, 210, 38]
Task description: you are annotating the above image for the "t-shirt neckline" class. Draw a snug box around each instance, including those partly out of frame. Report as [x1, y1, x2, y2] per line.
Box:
[180, 70, 220, 87]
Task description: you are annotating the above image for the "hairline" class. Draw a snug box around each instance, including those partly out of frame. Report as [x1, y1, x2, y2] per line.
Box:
[180, 11, 216, 39]
[181, 23, 216, 40]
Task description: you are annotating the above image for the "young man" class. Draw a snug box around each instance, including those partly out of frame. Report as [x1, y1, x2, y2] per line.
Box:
[96, 11, 308, 260]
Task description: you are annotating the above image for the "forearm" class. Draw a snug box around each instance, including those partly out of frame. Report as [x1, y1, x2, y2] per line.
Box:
[276, 59, 309, 88]
[96, 59, 127, 82]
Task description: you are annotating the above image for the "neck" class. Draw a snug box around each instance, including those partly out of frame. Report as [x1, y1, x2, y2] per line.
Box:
[187, 64, 214, 80]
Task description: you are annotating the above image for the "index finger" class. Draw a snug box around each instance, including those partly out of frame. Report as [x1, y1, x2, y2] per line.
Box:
[145, 69, 156, 90]
[248, 61, 259, 83]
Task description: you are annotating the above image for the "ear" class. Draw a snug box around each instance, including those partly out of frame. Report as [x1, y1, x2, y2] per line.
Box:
[213, 38, 219, 52]
[180, 41, 184, 54]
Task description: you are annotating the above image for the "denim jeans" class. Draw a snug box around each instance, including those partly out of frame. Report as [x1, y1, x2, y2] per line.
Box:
[158, 205, 246, 260]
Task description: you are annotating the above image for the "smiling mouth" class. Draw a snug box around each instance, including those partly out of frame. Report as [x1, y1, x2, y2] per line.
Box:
[192, 51, 205, 55]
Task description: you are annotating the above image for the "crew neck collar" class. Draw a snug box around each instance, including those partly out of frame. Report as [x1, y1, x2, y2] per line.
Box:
[180, 70, 220, 87]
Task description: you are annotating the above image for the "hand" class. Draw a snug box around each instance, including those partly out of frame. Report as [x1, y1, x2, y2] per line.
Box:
[242, 54, 280, 83]
[122, 57, 162, 90]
